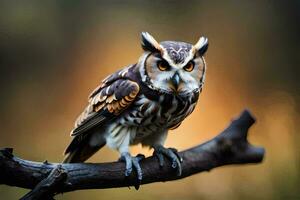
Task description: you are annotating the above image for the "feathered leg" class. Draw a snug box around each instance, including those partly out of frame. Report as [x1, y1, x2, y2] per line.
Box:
[116, 132, 144, 189]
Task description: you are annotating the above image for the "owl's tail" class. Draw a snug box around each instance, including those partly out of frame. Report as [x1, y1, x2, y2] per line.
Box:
[62, 133, 105, 163]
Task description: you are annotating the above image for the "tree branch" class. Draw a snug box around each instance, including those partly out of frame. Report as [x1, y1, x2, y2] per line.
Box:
[0, 110, 265, 199]
[20, 164, 67, 200]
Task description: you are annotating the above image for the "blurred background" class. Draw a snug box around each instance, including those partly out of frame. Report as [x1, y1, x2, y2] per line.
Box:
[0, 1, 299, 199]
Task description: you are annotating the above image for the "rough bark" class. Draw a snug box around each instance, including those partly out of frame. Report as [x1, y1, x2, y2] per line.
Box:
[0, 110, 265, 199]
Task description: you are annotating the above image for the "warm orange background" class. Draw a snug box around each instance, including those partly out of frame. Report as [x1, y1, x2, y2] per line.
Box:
[0, 1, 299, 199]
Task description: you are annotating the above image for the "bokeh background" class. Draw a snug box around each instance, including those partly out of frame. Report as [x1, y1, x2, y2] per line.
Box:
[0, 1, 299, 199]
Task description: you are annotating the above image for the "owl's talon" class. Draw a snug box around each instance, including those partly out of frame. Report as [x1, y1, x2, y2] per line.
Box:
[119, 152, 133, 176]
[119, 152, 144, 190]
[172, 161, 177, 168]
[153, 146, 182, 176]
[169, 147, 183, 163]
[155, 152, 165, 167]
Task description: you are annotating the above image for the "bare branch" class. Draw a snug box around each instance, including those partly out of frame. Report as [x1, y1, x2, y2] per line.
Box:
[20, 164, 67, 200]
[0, 110, 265, 199]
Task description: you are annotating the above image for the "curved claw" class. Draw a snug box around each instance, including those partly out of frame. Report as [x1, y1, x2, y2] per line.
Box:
[119, 153, 145, 190]
[153, 146, 183, 176]
[169, 147, 183, 163]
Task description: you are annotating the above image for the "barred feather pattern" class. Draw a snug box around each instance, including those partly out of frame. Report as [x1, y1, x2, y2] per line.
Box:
[105, 92, 198, 150]
[70, 63, 200, 153]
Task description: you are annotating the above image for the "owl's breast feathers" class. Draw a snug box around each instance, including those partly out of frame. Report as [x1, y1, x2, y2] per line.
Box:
[123, 64, 200, 132]
[70, 64, 199, 141]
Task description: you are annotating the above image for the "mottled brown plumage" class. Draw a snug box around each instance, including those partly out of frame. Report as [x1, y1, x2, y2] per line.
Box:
[71, 75, 139, 136]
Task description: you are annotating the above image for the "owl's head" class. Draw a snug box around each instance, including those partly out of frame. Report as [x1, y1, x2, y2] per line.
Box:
[138, 32, 208, 96]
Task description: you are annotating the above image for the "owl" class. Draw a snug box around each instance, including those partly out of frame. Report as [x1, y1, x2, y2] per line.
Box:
[63, 32, 208, 184]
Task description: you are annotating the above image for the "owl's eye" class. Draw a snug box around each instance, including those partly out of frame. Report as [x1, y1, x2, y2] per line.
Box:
[183, 61, 194, 72]
[157, 61, 170, 71]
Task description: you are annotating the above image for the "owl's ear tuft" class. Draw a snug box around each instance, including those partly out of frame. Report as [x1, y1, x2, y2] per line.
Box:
[194, 37, 208, 56]
[141, 32, 161, 53]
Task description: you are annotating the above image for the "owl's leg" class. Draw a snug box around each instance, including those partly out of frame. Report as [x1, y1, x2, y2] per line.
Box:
[142, 130, 183, 176]
[119, 152, 145, 181]
[117, 132, 145, 189]
[153, 145, 183, 176]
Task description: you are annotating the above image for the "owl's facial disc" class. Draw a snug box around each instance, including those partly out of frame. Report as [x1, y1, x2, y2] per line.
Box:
[143, 52, 205, 95]
[140, 32, 208, 95]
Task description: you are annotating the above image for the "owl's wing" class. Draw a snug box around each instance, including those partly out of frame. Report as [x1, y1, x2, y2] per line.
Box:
[71, 77, 140, 137]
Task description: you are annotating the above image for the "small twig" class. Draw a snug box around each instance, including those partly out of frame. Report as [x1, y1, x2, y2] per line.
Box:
[20, 165, 67, 200]
[0, 110, 265, 199]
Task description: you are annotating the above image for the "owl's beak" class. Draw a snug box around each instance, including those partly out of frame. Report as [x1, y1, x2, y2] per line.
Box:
[171, 73, 181, 92]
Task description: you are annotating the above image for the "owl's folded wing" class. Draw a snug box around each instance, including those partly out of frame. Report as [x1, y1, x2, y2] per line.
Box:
[71, 78, 140, 137]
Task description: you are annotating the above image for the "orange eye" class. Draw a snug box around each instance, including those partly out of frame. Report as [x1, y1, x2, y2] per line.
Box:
[157, 61, 169, 71]
[184, 61, 194, 72]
